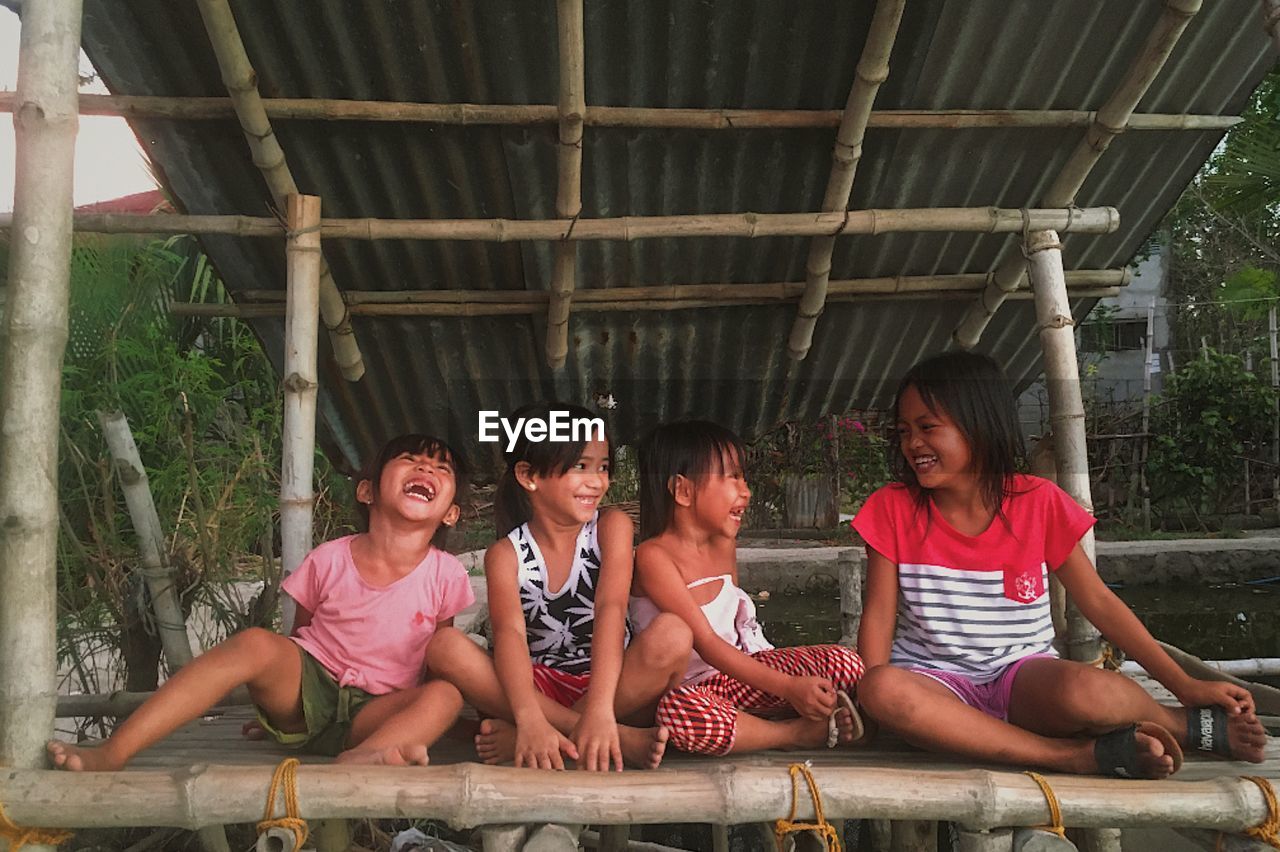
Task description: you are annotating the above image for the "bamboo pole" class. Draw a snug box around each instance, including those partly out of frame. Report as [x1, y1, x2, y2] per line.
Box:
[1265, 0, 1280, 51]
[891, 820, 937, 852]
[789, 0, 906, 361]
[952, 0, 1202, 349]
[1, 206, 1121, 240]
[0, 0, 81, 799]
[1025, 230, 1102, 666]
[955, 828, 1013, 852]
[1270, 305, 1278, 523]
[546, 0, 586, 370]
[169, 273, 1127, 318]
[0, 92, 1241, 132]
[98, 411, 196, 673]
[192, 0, 364, 381]
[279, 195, 322, 635]
[55, 692, 248, 718]
[0, 764, 1274, 832]
[1142, 301, 1155, 533]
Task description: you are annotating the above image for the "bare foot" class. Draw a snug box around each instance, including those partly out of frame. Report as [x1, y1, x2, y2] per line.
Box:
[47, 740, 123, 772]
[335, 743, 430, 766]
[618, 725, 669, 769]
[1181, 708, 1269, 763]
[475, 718, 517, 765]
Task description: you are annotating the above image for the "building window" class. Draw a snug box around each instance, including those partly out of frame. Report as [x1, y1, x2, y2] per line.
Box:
[1080, 319, 1147, 353]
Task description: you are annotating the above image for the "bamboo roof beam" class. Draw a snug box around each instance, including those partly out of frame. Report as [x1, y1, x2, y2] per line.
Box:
[193, 0, 364, 381]
[2, 205, 1121, 240]
[0, 764, 1274, 832]
[0, 92, 1241, 132]
[788, 0, 906, 361]
[546, 0, 585, 370]
[0, 0, 81, 791]
[951, 0, 1202, 350]
[171, 270, 1130, 318]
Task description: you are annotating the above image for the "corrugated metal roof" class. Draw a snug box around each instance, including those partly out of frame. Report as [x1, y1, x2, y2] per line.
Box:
[78, 0, 1275, 474]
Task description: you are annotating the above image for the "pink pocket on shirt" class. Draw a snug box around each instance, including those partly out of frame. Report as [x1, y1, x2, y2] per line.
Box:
[1002, 564, 1045, 604]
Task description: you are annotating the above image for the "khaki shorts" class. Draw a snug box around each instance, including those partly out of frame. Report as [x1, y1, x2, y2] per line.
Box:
[255, 644, 376, 757]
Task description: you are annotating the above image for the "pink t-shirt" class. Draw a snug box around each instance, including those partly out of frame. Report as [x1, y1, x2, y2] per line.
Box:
[283, 535, 474, 694]
[852, 475, 1095, 681]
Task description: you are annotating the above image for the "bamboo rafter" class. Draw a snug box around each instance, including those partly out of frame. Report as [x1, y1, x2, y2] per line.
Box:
[1266, 0, 1280, 49]
[546, 0, 586, 370]
[0, 92, 1242, 132]
[0, 206, 1121, 240]
[788, 0, 906, 362]
[952, 0, 1202, 349]
[170, 270, 1129, 318]
[0, 764, 1275, 832]
[193, 0, 364, 381]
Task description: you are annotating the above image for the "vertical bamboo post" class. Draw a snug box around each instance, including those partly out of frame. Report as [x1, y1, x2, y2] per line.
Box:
[479, 825, 529, 852]
[595, 825, 630, 852]
[545, 0, 585, 370]
[787, 0, 906, 360]
[838, 549, 863, 647]
[98, 411, 195, 672]
[1025, 230, 1101, 665]
[952, 0, 1201, 348]
[0, 0, 81, 798]
[1270, 306, 1278, 522]
[279, 195, 322, 634]
[1141, 301, 1155, 533]
[193, 0, 364, 381]
[890, 820, 938, 852]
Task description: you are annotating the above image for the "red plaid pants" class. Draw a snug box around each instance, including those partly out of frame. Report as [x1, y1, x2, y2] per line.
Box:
[655, 644, 865, 755]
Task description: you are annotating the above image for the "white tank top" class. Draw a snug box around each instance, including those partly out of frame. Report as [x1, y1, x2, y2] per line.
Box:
[630, 574, 773, 685]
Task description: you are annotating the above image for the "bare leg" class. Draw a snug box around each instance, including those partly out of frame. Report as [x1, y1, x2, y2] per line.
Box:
[858, 665, 1176, 778]
[726, 703, 861, 754]
[1008, 658, 1267, 763]
[47, 628, 304, 771]
[335, 680, 464, 766]
[606, 613, 692, 726]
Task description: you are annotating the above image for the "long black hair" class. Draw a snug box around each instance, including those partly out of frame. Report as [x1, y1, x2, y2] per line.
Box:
[892, 351, 1025, 517]
[492, 401, 613, 537]
[636, 420, 745, 541]
[356, 433, 468, 548]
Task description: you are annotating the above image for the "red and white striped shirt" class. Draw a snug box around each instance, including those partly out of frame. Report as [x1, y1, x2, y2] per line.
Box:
[853, 475, 1095, 682]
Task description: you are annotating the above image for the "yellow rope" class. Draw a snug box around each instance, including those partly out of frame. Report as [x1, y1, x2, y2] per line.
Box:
[1023, 771, 1067, 839]
[257, 757, 309, 851]
[0, 801, 72, 851]
[1241, 776, 1280, 849]
[774, 763, 842, 852]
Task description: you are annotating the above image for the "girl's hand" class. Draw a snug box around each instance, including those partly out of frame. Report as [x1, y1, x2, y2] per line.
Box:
[514, 717, 579, 770]
[572, 707, 623, 772]
[1174, 678, 1255, 716]
[786, 676, 837, 720]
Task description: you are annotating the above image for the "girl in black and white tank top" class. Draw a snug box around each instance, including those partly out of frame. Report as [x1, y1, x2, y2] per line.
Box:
[509, 511, 632, 674]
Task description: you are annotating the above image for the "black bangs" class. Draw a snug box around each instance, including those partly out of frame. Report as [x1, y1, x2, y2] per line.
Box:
[637, 420, 745, 541]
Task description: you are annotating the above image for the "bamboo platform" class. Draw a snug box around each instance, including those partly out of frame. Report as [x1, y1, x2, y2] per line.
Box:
[6, 675, 1274, 836]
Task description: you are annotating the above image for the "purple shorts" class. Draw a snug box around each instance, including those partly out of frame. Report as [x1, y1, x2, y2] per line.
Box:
[910, 653, 1056, 721]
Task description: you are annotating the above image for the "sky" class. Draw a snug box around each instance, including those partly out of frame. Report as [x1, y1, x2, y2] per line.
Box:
[1, 9, 155, 212]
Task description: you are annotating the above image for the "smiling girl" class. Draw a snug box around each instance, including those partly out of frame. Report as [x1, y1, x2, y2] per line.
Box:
[853, 351, 1267, 778]
[427, 402, 689, 771]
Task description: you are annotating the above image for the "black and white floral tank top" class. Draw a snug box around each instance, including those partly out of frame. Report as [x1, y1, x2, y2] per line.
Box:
[508, 511, 630, 674]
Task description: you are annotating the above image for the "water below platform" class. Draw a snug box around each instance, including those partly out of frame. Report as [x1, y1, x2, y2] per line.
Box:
[755, 581, 1280, 664]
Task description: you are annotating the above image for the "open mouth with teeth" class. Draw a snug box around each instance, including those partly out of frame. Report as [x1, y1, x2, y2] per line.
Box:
[729, 508, 746, 523]
[912, 454, 939, 473]
[404, 481, 438, 502]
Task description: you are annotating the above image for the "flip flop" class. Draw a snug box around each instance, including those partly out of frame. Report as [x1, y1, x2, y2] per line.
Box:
[826, 690, 865, 748]
[1093, 720, 1183, 778]
[1186, 706, 1232, 758]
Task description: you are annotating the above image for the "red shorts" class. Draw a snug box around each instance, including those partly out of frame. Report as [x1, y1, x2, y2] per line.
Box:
[531, 664, 590, 707]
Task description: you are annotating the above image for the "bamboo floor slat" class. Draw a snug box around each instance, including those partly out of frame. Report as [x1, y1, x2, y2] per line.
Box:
[119, 677, 1279, 784]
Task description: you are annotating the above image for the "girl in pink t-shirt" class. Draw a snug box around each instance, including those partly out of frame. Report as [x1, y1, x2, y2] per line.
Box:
[48, 434, 473, 770]
[854, 352, 1266, 778]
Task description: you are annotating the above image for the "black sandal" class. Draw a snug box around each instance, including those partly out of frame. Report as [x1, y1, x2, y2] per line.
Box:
[1186, 706, 1232, 757]
[1094, 721, 1183, 778]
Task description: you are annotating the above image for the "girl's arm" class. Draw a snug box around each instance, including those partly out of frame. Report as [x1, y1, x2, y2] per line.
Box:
[486, 540, 578, 769]
[289, 604, 314, 637]
[635, 540, 834, 720]
[575, 509, 633, 771]
[858, 546, 899, 669]
[1055, 543, 1253, 714]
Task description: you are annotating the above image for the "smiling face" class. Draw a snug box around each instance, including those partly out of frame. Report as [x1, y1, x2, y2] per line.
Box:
[524, 438, 611, 526]
[359, 449, 460, 528]
[688, 447, 751, 537]
[896, 383, 976, 496]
